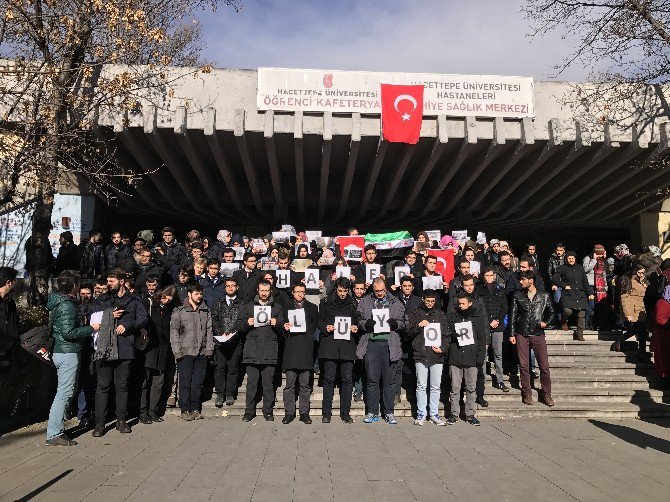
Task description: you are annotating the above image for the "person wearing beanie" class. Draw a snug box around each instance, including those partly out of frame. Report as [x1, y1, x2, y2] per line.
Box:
[552, 251, 593, 340]
[53, 231, 80, 275]
[583, 245, 607, 329]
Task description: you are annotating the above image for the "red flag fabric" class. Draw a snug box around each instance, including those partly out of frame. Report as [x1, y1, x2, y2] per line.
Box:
[428, 249, 455, 284]
[381, 84, 424, 144]
[336, 235, 365, 262]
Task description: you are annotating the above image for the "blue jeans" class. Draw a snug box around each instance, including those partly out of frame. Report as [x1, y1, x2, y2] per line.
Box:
[415, 361, 443, 418]
[47, 352, 81, 440]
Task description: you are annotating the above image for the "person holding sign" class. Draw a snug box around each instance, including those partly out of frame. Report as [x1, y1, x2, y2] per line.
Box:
[236, 280, 284, 422]
[353, 244, 384, 289]
[392, 277, 421, 404]
[509, 271, 555, 407]
[356, 277, 406, 425]
[317, 278, 361, 423]
[446, 292, 487, 426]
[415, 255, 448, 309]
[407, 290, 448, 426]
[281, 284, 318, 425]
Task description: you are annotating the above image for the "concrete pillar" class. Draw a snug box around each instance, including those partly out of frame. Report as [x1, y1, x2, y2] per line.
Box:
[634, 200, 670, 258]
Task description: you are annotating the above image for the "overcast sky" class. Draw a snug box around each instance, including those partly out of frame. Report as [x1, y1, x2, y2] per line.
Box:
[198, 0, 592, 81]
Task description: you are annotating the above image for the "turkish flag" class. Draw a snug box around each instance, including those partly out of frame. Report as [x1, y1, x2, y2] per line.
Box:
[381, 84, 424, 144]
[428, 249, 455, 284]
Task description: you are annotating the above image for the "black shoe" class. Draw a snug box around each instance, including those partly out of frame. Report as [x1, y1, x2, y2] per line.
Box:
[496, 382, 510, 393]
[92, 423, 106, 437]
[78, 416, 93, 429]
[466, 416, 481, 426]
[299, 414, 312, 424]
[242, 413, 255, 422]
[115, 420, 131, 433]
[322, 414, 332, 423]
[139, 414, 153, 425]
[226, 397, 235, 406]
[147, 411, 163, 422]
[446, 415, 458, 425]
[215, 394, 225, 408]
[340, 414, 354, 424]
[476, 397, 489, 408]
[46, 434, 77, 446]
[282, 414, 295, 424]
[263, 412, 274, 422]
[353, 393, 363, 403]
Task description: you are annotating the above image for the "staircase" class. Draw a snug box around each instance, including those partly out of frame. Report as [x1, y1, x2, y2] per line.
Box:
[166, 330, 670, 420]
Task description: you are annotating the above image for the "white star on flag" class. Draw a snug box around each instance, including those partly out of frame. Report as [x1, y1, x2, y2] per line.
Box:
[401, 113, 411, 121]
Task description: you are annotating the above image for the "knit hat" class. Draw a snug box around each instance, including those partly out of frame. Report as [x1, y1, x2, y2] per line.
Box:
[440, 235, 456, 248]
[565, 251, 577, 259]
[594, 244, 606, 254]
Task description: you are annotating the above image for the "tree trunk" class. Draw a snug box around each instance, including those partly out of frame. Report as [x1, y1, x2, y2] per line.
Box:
[28, 182, 55, 305]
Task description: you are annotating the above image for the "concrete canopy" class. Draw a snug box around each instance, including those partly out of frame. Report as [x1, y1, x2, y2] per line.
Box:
[92, 68, 670, 232]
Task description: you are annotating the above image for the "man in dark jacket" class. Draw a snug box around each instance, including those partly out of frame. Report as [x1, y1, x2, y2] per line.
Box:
[105, 231, 134, 272]
[407, 290, 448, 425]
[92, 268, 148, 437]
[200, 259, 226, 308]
[211, 277, 245, 407]
[53, 231, 80, 275]
[46, 271, 98, 446]
[551, 251, 593, 341]
[236, 280, 284, 422]
[155, 227, 187, 269]
[233, 252, 261, 304]
[133, 247, 166, 294]
[510, 271, 555, 407]
[0, 267, 18, 370]
[79, 229, 106, 279]
[548, 243, 566, 325]
[317, 278, 361, 423]
[477, 267, 509, 393]
[446, 292, 487, 426]
[394, 276, 421, 404]
[281, 283, 318, 424]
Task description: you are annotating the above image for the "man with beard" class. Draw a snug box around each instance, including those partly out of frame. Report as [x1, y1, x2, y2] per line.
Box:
[393, 276, 421, 404]
[79, 229, 106, 279]
[317, 278, 361, 423]
[53, 231, 79, 275]
[494, 251, 514, 291]
[170, 283, 213, 421]
[92, 269, 148, 437]
[155, 227, 187, 269]
[105, 231, 133, 272]
[237, 280, 284, 422]
[133, 248, 165, 294]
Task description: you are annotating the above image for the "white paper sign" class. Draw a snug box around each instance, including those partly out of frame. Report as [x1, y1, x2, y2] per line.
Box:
[334, 316, 352, 341]
[425, 230, 442, 243]
[214, 333, 236, 343]
[288, 308, 307, 333]
[452, 230, 468, 243]
[304, 269, 320, 289]
[476, 232, 487, 245]
[394, 266, 411, 286]
[424, 323, 442, 347]
[366, 264, 381, 283]
[90, 311, 103, 350]
[275, 269, 291, 289]
[305, 230, 322, 241]
[470, 260, 481, 276]
[371, 308, 390, 333]
[272, 231, 291, 243]
[336, 266, 351, 279]
[220, 263, 240, 278]
[455, 320, 475, 347]
[253, 306, 272, 327]
[232, 246, 245, 261]
[422, 275, 443, 290]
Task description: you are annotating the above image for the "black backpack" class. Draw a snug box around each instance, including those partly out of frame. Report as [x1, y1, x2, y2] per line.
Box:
[19, 324, 54, 366]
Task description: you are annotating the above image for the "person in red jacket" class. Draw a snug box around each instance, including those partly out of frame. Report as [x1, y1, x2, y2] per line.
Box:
[653, 285, 670, 388]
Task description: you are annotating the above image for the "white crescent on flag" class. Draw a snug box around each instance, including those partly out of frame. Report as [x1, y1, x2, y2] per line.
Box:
[393, 94, 418, 112]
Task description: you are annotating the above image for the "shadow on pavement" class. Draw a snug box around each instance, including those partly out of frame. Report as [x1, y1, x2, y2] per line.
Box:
[589, 419, 670, 454]
[14, 469, 72, 501]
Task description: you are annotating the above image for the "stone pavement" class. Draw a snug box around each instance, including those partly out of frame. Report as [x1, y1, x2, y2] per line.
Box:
[1, 417, 669, 502]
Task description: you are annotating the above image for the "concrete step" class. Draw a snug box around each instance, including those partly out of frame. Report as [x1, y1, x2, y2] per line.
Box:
[545, 330, 621, 341]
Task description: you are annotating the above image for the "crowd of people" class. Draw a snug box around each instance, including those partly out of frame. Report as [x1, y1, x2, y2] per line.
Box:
[1, 225, 670, 447]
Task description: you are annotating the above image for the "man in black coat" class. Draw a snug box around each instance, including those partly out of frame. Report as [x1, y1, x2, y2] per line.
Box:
[236, 280, 284, 422]
[281, 283, 318, 424]
[0, 267, 18, 371]
[105, 231, 134, 272]
[211, 277, 245, 407]
[133, 247, 167, 293]
[79, 229, 106, 279]
[155, 227, 187, 269]
[394, 276, 421, 404]
[551, 251, 593, 341]
[53, 231, 80, 275]
[232, 252, 261, 304]
[317, 278, 361, 423]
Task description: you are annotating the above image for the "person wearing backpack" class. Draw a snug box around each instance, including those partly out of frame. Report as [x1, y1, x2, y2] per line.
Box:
[46, 270, 101, 446]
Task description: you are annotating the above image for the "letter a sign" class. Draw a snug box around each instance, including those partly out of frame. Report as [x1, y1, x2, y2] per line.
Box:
[423, 323, 441, 347]
[454, 321, 474, 347]
[275, 270, 291, 289]
[288, 308, 306, 333]
[334, 316, 351, 340]
[304, 269, 319, 290]
[253, 306, 271, 327]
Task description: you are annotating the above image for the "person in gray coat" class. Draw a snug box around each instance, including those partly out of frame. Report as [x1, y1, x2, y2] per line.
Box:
[356, 277, 406, 425]
[170, 283, 214, 421]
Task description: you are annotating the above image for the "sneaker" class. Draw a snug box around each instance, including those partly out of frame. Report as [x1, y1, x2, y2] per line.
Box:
[429, 414, 446, 426]
[181, 411, 194, 421]
[466, 416, 481, 426]
[322, 414, 331, 424]
[446, 415, 458, 425]
[340, 414, 354, 423]
[496, 382, 510, 393]
[215, 394, 225, 408]
[46, 434, 77, 446]
[353, 392, 363, 403]
[414, 414, 425, 426]
[385, 414, 398, 425]
[363, 413, 379, 423]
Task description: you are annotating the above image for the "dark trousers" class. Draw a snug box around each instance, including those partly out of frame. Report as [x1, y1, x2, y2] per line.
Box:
[76, 347, 96, 420]
[620, 321, 648, 354]
[177, 355, 207, 413]
[516, 334, 551, 398]
[95, 359, 131, 423]
[283, 369, 311, 416]
[246, 364, 275, 414]
[393, 358, 404, 397]
[353, 359, 365, 396]
[140, 368, 165, 415]
[563, 307, 586, 334]
[364, 341, 395, 416]
[214, 342, 242, 399]
[322, 359, 354, 416]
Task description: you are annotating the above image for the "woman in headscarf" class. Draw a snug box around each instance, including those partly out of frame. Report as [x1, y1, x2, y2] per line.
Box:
[653, 285, 670, 387]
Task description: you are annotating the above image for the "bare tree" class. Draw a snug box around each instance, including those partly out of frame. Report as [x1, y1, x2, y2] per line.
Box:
[0, 0, 239, 301]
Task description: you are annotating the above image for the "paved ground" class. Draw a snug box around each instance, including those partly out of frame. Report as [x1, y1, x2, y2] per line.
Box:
[1, 416, 669, 502]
